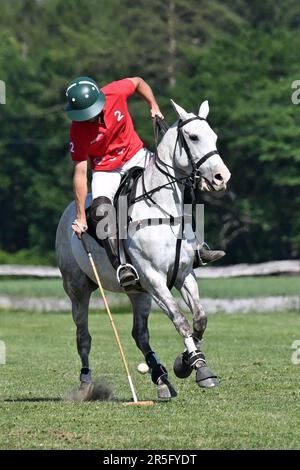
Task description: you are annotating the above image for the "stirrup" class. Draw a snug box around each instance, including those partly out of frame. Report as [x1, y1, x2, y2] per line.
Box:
[116, 263, 139, 287]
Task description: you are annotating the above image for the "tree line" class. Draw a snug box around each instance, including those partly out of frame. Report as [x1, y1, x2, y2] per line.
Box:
[0, 0, 299, 264]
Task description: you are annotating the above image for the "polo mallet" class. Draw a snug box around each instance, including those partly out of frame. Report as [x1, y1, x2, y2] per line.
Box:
[81, 233, 154, 406]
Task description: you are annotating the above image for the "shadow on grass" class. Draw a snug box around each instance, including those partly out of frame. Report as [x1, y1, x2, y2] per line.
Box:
[3, 397, 172, 405]
[3, 397, 62, 403]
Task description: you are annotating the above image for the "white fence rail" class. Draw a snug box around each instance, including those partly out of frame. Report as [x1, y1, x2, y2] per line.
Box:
[0, 265, 61, 277]
[0, 260, 299, 279]
[0, 294, 298, 314]
[195, 260, 300, 278]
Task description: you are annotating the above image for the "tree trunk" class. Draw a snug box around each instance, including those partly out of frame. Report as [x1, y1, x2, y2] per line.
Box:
[167, 0, 177, 87]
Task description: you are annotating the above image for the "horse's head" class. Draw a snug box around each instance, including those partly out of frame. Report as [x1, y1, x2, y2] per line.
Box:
[171, 100, 231, 192]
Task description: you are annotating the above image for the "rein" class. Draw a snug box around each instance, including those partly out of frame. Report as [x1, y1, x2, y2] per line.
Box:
[177, 116, 218, 189]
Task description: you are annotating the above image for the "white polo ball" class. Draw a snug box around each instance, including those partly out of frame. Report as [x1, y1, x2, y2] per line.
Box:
[137, 363, 149, 374]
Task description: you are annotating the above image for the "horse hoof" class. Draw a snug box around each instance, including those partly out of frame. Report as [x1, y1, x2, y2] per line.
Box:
[78, 380, 113, 401]
[80, 369, 92, 384]
[78, 382, 94, 401]
[80, 381, 91, 390]
[157, 378, 177, 399]
[173, 353, 193, 379]
[196, 366, 219, 388]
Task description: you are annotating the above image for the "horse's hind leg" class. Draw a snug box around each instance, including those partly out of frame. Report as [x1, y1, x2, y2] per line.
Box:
[175, 272, 219, 388]
[128, 292, 177, 399]
[62, 272, 96, 388]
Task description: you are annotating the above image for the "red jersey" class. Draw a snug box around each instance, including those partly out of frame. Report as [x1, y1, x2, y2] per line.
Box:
[69, 78, 144, 171]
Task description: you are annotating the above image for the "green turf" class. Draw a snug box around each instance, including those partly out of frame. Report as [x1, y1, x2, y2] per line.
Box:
[0, 278, 64, 298]
[0, 275, 299, 299]
[0, 309, 299, 449]
[197, 275, 300, 298]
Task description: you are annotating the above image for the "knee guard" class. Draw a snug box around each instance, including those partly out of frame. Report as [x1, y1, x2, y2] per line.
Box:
[90, 196, 116, 239]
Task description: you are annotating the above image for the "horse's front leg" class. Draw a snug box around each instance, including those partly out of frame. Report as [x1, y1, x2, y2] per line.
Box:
[177, 271, 207, 343]
[174, 271, 219, 388]
[128, 292, 177, 399]
[148, 275, 212, 388]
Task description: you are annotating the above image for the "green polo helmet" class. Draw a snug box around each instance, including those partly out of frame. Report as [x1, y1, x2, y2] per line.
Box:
[64, 76, 106, 121]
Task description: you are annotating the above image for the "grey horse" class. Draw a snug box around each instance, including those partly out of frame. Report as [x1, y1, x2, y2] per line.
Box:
[55, 100, 231, 398]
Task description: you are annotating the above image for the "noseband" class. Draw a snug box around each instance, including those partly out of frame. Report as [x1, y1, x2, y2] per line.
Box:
[177, 116, 219, 188]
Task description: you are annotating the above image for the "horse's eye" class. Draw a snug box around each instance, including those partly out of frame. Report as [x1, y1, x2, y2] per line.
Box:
[190, 134, 199, 141]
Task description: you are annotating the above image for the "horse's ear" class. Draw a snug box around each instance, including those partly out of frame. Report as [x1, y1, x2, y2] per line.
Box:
[198, 100, 209, 119]
[170, 99, 189, 120]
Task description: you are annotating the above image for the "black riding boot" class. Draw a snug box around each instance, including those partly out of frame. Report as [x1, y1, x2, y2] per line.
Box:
[90, 196, 138, 288]
[193, 243, 225, 268]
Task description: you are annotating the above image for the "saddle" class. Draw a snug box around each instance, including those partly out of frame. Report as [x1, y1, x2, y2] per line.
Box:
[114, 166, 144, 210]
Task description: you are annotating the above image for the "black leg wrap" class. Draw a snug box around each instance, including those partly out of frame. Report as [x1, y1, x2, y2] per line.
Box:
[145, 351, 160, 369]
[145, 351, 168, 384]
[146, 351, 177, 398]
[173, 351, 193, 379]
[173, 349, 206, 379]
[80, 367, 92, 385]
[188, 350, 206, 368]
[151, 364, 168, 384]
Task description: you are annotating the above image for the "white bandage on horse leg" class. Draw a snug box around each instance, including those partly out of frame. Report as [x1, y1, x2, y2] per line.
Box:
[184, 335, 197, 354]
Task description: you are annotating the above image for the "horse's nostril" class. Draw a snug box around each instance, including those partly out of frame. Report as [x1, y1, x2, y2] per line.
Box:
[214, 173, 223, 182]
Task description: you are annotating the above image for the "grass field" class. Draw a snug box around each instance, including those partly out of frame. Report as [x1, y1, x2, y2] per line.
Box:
[0, 309, 299, 449]
[0, 275, 299, 299]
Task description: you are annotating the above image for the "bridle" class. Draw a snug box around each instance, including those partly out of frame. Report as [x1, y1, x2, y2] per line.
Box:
[177, 116, 219, 189]
[133, 115, 219, 205]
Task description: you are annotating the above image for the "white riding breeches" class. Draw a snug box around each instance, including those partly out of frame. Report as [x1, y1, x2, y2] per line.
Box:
[91, 147, 153, 201]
